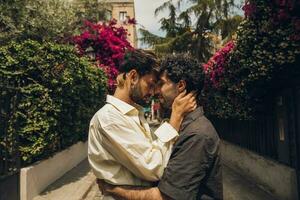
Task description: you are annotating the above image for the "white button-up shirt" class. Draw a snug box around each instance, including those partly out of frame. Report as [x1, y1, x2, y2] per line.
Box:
[88, 95, 178, 198]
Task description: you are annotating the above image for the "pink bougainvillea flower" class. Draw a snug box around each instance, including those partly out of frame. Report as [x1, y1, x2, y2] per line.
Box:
[203, 41, 235, 88]
[274, 0, 295, 10]
[277, 9, 290, 21]
[127, 17, 137, 25]
[290, 34, 300, 41]
[73, 19, 135, 91]
[242, 1, 257, 18]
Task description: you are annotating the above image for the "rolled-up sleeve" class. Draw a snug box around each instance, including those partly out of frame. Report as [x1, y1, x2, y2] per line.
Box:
[154, 122, 178, 143]
[88, 112, 178, 182]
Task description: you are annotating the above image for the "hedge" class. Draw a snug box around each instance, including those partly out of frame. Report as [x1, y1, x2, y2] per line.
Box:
[0, 40, 107, 166]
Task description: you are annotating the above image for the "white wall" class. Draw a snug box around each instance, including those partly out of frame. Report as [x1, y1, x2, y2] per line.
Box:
[20, 141, 88, 200]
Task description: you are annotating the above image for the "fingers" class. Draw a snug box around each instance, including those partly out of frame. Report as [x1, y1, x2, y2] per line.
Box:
[189, 100, 197, 108]
[172, 90, 197, 116]
[182, 91, 196, 101]
[191, 90, 197, 98]
[97, 184, 104, 194]
[175, 90, 197, 103]
[192, 103, 197, 110]
[96, 179, 101, 184]
[189, 95, 196, 102]
[189, 99, 197, 110]
[177, 90, 187, 98]
[182, 93, 196, 103]
[96, 179, 105, 194]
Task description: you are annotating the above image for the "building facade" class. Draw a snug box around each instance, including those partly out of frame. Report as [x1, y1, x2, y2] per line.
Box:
[106, 0, 137, 48]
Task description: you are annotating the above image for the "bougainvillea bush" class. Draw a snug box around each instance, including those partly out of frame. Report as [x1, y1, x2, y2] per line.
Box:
[73, 19, 136, 91]
[204, 0, 300, 119]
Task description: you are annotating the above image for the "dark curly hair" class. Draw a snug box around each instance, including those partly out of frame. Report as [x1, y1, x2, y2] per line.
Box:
[160, 54, 205, 95]
[119, 49, 159, 76]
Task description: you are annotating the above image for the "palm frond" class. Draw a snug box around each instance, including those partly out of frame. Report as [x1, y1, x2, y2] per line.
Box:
[155, 0, 173, 16]
[138, 28, 166, 47]
[178, 11, 191, 27]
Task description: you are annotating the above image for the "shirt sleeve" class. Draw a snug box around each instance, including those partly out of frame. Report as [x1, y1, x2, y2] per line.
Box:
[158, 133, 216, 200]
[88, 114, 178, 182]
[154, 122, 178, 143]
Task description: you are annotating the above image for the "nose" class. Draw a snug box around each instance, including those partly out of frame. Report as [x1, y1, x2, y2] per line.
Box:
[150, 87, 155, 97]
[156, 84, 162, 93]
[153, 87, 161, 98]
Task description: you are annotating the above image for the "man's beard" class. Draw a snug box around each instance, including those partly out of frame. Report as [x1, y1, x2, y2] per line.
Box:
[129, 83, 149, 107]
[159, 98, 169, 110]
[159, 95, 173, 110]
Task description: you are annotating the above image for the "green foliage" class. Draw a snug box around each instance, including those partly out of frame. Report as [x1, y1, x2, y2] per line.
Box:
[139, 0, 243, 62]
[0, 40, 107, 165]
[139, 29, 167, 47]
[0, 0, 108, 45]
[203, 1, 300, 119]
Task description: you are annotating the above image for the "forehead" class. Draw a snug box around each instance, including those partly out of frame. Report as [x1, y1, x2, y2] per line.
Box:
[160, 71, 171, 82]
[142, 73, 157, 82]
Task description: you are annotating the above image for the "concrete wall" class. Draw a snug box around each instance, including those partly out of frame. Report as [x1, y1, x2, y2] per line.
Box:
[20, 141, 88, 200]
[221, 141, 298, 200]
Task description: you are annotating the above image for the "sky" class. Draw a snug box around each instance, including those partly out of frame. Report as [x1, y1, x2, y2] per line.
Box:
[134, 0, 244, 48]
[134, 0, 169, 38]
[134, 0, 170, 48]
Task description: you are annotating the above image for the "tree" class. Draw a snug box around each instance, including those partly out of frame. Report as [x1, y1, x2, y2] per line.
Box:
[0, 0, 109, 45]
[139, 0, 243, 62]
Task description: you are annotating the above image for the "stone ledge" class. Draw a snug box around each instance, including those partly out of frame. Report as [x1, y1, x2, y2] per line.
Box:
[21, 141, 88, 200]
[221, 140, 298, 200]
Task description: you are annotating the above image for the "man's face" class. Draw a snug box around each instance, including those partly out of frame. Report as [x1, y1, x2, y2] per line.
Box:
[129, 72, 157, 107]
[157, 72, 179, 109]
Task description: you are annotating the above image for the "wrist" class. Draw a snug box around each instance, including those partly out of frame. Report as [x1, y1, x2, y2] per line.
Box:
[171, 110, 183, 119]
[169, 113, 183, 132]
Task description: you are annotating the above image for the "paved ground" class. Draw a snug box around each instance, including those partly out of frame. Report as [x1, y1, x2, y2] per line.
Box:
[35, 159, 277, 200]
[222, 166, 277, 200]
[34, 159, 95, 200]
[83, 165, 277, 200]
[84, 182, 102, 200]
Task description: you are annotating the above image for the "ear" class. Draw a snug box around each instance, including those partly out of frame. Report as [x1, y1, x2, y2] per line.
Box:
[177, 80, 186, 93]
[127, 69, 139, 84]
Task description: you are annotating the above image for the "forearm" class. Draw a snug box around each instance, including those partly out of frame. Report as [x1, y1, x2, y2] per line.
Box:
[169, 113, 183, 132]
[108, 187, 164, 200]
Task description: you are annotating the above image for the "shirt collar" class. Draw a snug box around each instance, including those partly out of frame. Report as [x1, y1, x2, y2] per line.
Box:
[180, 106, 204, 131]
[106, 95, 138, 115]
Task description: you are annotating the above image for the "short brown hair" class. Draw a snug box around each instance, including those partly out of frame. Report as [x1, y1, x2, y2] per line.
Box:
[119, 49, 159, 76]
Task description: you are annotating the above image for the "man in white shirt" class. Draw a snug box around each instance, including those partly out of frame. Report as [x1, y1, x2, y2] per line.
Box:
[97, 54, 223, 200]
[88, 50, 196, 200]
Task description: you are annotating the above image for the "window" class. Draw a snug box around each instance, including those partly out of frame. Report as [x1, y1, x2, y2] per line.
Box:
[105, 10, 112, 20]
[119, 11, 127, 22]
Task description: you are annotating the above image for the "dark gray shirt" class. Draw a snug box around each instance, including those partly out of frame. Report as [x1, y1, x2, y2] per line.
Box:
[158, 107, 223, 200]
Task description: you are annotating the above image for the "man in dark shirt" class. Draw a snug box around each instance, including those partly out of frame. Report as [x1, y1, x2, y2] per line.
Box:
[98, 54, 223, 200]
